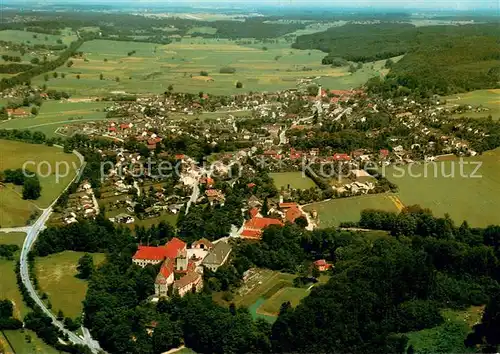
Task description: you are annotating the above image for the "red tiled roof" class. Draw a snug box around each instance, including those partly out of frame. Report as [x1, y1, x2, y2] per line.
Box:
[175, 154, 185, 160]
[240, 229, 262, 239]
[244, 217, 283, 230]
[380, 149, 389, 157]
[120, 123, 130, 129]
[247, 182, 256, 188]
[285, 207, 303, 223]
[133, 245, 169, 261]
[333, 153, 351, 161]
[249, 207, 259, 218]
[279, 202, 298, 209]
[314, 259, 328, 266]
[159, 258, 175, 279]
[164, 237, 186, 259]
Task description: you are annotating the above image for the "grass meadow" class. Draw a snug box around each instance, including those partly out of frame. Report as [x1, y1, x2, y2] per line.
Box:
[258, 287, 309, 316]
[0, 233, 27, 319]
[304, 194, 400, 228]
[384, 148, 500, 227]
[445, 89, 500, 120]
[2, 329, 60, 354]
[0, 140, 80, 227]
[270, 172, 316, 190]
[29, 38, 381, 96]
[0, 100, 111, 137]
[35, 251, 106, 318]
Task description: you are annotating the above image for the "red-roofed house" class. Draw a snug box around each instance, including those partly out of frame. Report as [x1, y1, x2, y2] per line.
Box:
[240, 217, 283, 239]
[6, 108, 29, 118]
[333, 153, 351, 161]
[314, 259, 332, 272]
[247, 182, 256, 188]
[380, 149, 390, 158]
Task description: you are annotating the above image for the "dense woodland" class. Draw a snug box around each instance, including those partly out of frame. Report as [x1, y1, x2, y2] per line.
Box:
[26, 203, 500, 354]
[294, 23, 500, 95]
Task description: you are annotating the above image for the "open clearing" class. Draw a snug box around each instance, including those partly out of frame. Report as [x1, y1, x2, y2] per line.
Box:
[2, 329, 59, 354]
[270, 172, 316, 190]
[384, 148, 500, 227]
[405, 306, 483, 353]
[0, 234, 27, 319]
[35, 251, 106, 318]
[0, 259, 27, 319]
[0, 140, 80, 227]
[28, 38, 380, 96]
[0, 100, 110, 137]
[0, 29, 76, 46]
[304, 194, 400, 228]
[0, 232, 26, 247]
[445, 89, 500, 120]
[258, 287, 309, 316]
[214, 268, 318, 323]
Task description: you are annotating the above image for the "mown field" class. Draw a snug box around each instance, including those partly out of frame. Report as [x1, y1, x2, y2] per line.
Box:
[29, 37, 379, 96]
[0, 100, 110, 137]
[304, 194, 400, 228]
[0, 140, 80, 227]
[0, 232, 26, 247]
[214, 268, 328, 323]
[0, 29, 77, 46]
[35, 251, 106, 318]
[405, 306, 483, 354]
[384, 148, 500, 227]
[258, 287, 309, 316]
[270, 172, 316, 190]
[445, 89, 500, 120]
[1, 329, 60, 354]
[0, 233, 27, 319]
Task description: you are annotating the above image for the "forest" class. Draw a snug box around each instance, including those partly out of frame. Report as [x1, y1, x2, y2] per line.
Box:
[293, 23, 500, 95]
[26, 203, 500, 354]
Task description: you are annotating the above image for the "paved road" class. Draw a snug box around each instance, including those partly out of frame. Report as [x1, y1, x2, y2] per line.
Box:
[18, 149, 102, 353]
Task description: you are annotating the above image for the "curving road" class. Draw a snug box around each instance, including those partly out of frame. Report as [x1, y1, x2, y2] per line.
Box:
[18, 149, 102, 353]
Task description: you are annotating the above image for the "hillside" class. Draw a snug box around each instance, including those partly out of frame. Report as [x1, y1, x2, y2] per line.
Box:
[294, 23, 500, 95]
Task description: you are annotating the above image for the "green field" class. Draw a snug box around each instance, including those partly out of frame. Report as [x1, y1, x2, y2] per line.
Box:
[0, 140, 80, 227]
[2, 329, 60, 354]
[0, 232, 26, 247]
[0, 233, 27, 319]
[304, 194, 400, 228]
[445, 89, 500, 120]
[0, 259, 27, 319]
[405, 307, 483, 354]
[0, 100, 110, 137]
[270, 172, 316, 190]
[28, 38, 366, 96]
[258, 287, 309, 316]
[0, 29, 77, 46]
[35, 251, 106, 319]
[384, 148, 500, 227]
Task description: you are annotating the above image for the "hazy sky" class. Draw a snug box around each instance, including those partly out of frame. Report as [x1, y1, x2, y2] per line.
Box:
[12, 0, 500, 10]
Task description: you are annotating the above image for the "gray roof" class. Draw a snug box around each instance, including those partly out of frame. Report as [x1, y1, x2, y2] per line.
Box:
[202, 241, 232, 266]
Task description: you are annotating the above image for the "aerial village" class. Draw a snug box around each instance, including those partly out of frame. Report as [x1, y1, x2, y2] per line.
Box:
[25, 85, 490, 299]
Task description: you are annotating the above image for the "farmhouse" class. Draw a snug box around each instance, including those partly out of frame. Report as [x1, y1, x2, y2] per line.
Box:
[314, 259, 332, 272]
[6, 108, 30, 118]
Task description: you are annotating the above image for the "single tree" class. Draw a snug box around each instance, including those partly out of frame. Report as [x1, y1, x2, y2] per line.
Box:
[77, 253, 94, 279]
[236, 81, 243, 89]
[22, 177, 41, 200]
